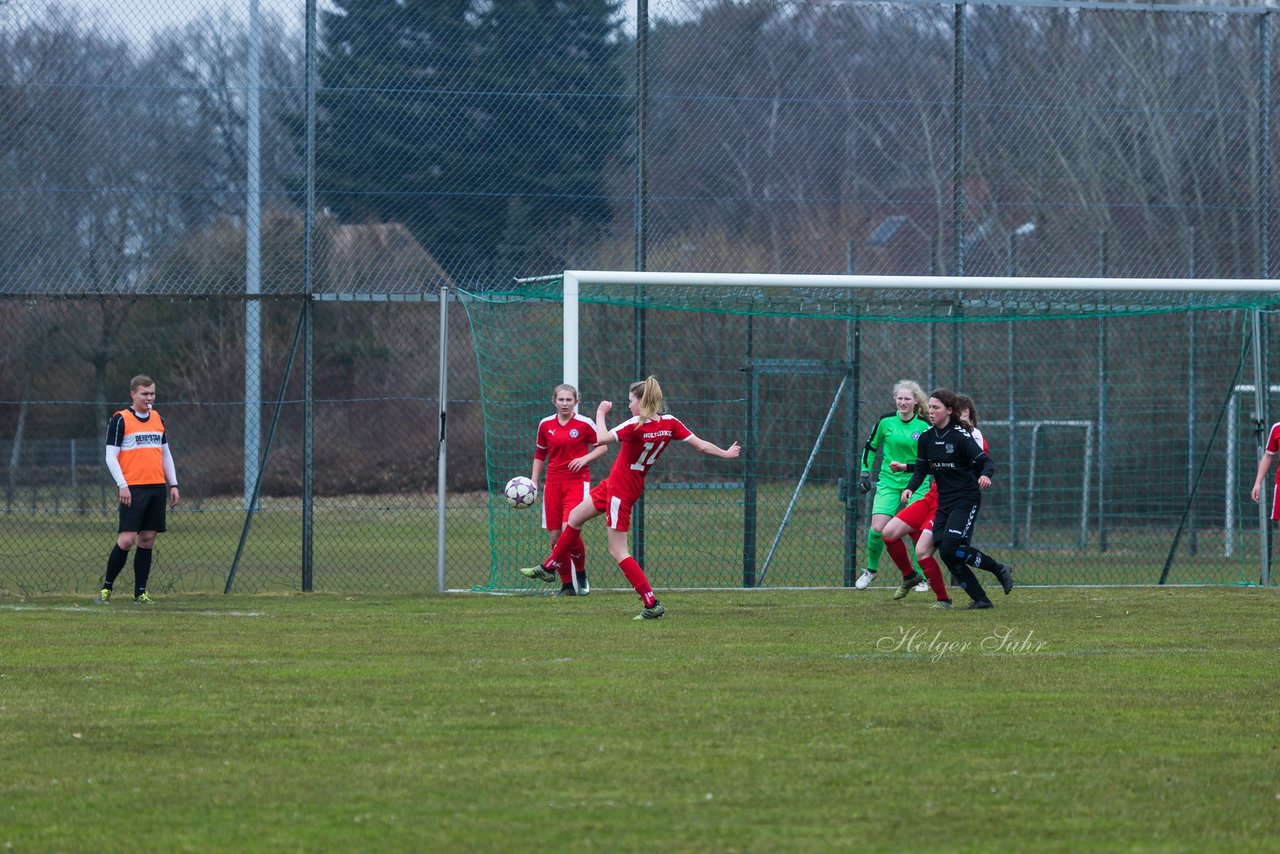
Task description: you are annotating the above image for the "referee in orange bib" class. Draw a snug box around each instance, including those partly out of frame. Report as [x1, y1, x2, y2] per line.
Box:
[95, 374, 180, 605]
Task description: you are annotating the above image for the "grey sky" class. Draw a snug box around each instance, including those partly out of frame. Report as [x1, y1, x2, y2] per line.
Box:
[70, 0, 317, 47]
[79, 0, 239, 45]
[70, 0, 642, 47]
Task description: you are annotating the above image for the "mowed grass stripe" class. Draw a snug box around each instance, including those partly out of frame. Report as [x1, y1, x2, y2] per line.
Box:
[2, 588, 1276, 852]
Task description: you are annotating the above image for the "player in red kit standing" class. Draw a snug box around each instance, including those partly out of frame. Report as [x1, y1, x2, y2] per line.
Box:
[522, 376, 740, 619]
[1250, 420, 1280, 523]
[528, 383, 608, 596]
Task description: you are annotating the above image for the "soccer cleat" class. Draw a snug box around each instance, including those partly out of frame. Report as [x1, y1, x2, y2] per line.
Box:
[554, 585, 577, 597]
[854, 569, 876, 590]
[634, 602, 666, 620]
[913, 579, 931, 593]
[965, 599, 994, 610]
[892, 571, 925, 600]
[576, 572, 590, 596]
[519, 565, 558, 583]
[995, 563, 1014, 595]
[133, 592, 154, 605]
[94, 588, 111, 605]
[931, 599, 953, 610]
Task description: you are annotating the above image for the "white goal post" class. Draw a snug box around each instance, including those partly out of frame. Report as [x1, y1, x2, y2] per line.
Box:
[560, 271, 1279, 390]
[559, 270, 1278, 584]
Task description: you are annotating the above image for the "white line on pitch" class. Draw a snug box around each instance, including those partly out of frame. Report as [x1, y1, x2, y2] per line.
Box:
[0, 604, 267, 617]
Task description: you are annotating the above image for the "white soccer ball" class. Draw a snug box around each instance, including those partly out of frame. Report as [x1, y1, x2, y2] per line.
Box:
[503, 476, 537, 509]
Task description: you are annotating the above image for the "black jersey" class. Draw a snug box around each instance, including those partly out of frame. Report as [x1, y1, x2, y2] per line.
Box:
[905, 421, 994, 506]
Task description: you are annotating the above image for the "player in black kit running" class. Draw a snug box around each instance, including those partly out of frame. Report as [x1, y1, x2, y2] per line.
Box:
[902, 388, 1013, 609]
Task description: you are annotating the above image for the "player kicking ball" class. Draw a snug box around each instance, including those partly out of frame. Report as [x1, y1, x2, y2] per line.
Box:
[522, 377, 740, 619]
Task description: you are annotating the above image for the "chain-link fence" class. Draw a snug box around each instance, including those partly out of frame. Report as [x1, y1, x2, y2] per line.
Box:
[3, 0, 1280, 593]
[0, 297, 494, 594]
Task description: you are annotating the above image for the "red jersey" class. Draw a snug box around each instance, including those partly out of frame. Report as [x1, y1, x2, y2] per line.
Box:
[1265, 423, 1280, 521]
[534, 413, 598, 483]
[972, 428, 989, 454]
[1267, 423, 1280, 477]
[606, 413, 693, 503]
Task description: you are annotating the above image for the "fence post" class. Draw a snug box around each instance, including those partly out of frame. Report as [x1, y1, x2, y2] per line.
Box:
[299, 0, 317, 592]
[951, 1, 967, 279]
[302, 297, 313, 593]
[1257, 10, 1272, 584]
[1187, 226, 1198, 556]
[1097, 229, 1109, 553]
[438, 288, 450, 593]
[844, 243, 860, 586]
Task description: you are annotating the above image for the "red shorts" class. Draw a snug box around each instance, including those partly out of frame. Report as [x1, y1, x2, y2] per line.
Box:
[541, 479, 590, 530]
[1271, 482, 1280, 522]
[895, 488, 939, 534]
[589, 479, 636, 532]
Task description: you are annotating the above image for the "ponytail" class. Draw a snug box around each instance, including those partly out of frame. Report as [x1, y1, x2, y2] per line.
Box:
[629, 376, 665, 420]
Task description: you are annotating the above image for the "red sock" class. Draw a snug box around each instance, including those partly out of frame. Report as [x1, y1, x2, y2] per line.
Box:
[919, 554, 948, 600]
[883, 537, 916, 579]
[547, 526, 582, 571]
[618, 556, 656, 607]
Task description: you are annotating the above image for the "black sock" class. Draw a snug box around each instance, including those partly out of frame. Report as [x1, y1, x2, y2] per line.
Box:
[133, 547, 153, 597]
[103, 546, 128, 589]
[968, 548, 1002, 572]
[944, 558, 989, 603]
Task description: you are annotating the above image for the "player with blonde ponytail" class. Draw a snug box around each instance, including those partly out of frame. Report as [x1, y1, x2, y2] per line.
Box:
[854, 380, 931, 592]
[523, 376, 741, 619]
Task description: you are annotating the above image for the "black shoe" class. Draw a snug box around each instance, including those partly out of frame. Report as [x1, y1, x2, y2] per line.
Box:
[575, 571, 590, 596]
[966, 599, 994, 610]
[554, 585, 577, 597]
[995, 563, 1014, 595]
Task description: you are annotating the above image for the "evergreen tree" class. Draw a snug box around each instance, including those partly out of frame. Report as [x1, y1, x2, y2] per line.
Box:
[472, 0, 628, 279]
[302, 0, 485, 281]
[294, 0, 627, 286]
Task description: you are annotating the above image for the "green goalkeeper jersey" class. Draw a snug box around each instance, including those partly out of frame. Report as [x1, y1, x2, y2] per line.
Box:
[861, 412, 931, 490]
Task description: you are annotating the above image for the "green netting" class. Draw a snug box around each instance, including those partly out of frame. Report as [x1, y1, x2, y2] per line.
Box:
[486, 276, 1280, 321]
[464, 276, 1279, 592]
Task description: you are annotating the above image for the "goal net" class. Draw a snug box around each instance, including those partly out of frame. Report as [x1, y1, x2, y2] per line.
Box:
[461, 272, 1279, 592]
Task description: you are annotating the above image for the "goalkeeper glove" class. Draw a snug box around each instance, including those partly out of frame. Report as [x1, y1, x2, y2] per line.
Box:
[857, 472, 873, 494]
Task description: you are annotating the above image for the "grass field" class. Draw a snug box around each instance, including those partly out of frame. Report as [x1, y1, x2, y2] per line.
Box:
[3, 587, 1277, 852]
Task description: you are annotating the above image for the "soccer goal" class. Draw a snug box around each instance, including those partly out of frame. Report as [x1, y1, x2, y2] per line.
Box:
[462, 271, 1278, 590]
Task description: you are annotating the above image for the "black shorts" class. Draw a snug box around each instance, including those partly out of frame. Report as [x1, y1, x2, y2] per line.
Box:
[932, 500, 980, 547]
[118, 485, 168, 534]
